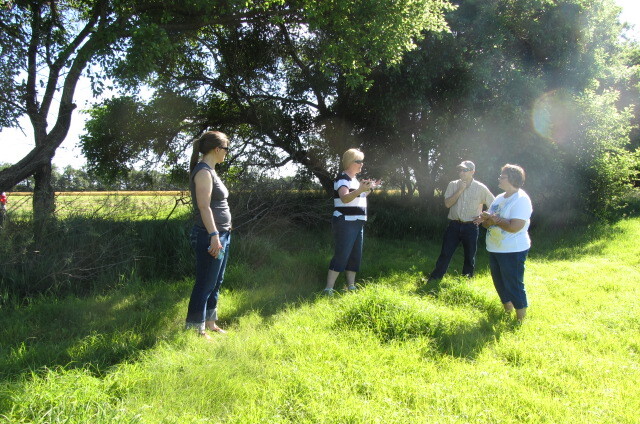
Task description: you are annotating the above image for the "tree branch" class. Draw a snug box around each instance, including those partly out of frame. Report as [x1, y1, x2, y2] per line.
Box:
[278, 23, 328, 114]
[40, 0, 109, 118]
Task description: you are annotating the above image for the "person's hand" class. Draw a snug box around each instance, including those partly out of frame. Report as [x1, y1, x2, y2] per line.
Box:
[359, 179, 373, 192]
[473, 211, 494, 226]
[458, 180, 469, 192]
[472, 214, 485, 226]
[371, 179, 383, 189]
[208, 235, 223, 258]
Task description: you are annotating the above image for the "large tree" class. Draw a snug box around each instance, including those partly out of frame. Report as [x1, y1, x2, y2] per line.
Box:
[79, 0, 454, 193]
[0, 0, 126, 233]
[4, 0, 424, 231]
[334, 0, 637, 218]
[80, 0, 638, 221]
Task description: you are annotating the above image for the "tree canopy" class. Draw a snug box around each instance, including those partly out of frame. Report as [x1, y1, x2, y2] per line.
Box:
[79, 0, 455, 192]
[2, 0, 638, 223]
[335, 0, 638, 219]
[0, 0, 452, 231]
[80, 0, 639, 220]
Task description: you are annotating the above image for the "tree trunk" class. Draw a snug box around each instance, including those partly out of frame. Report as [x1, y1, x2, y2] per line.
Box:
[413, 160, 438, 208]
[416, 178, 436, 202]
[313, 169, 334, 196]
[33, 161, 55, 240]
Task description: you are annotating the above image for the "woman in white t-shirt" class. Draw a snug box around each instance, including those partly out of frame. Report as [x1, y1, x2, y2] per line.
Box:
[474, 164, 532, 323]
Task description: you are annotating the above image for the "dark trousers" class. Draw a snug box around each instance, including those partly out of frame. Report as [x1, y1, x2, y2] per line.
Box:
[185, 226, 231, 330]
[429, 220, 479, 279]
[489, 249, 529, 309]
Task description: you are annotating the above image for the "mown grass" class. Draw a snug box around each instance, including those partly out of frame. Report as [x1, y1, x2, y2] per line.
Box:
[1, 218, 639, 423]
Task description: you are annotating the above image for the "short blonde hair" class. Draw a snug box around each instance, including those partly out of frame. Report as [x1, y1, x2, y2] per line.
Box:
[342, 148, 364, 169]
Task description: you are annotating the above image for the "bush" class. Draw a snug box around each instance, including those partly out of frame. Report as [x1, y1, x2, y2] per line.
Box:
[0, 186, 331, 303]
[367, 193, 445, 239]
[2, 182, 636, 303]
[0, 217, 194, 303]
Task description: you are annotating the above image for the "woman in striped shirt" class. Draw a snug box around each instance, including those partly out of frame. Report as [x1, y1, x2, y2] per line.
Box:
[324, 149, 380, 295]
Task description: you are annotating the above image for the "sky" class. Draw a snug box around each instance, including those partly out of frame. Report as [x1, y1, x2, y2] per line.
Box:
[1, 0, 639, 171]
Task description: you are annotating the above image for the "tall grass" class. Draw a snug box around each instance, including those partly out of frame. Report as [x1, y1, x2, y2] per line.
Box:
[0, 189, 330, 302]
[0, 190, 446, 303]
[1, 215, 639, 423]
[0, 217, 194, 301]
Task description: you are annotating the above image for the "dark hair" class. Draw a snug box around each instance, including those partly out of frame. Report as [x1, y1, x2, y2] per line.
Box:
[190, 131, 229, 172]
[501, 164, 526, 188]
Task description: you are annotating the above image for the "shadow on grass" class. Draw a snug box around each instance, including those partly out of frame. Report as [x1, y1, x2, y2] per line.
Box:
[0, 249, 326, 384]
[333, 282, 513, 360]
[0, 278, 189, 382]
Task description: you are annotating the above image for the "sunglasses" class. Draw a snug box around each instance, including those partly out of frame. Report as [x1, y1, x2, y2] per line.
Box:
[354, 160, 364, 164]
[498, 175, 508, 180]
[218, 146, 229, 151]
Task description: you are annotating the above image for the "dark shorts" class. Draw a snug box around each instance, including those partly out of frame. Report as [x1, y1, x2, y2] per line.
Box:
[329, 215, 364, 272]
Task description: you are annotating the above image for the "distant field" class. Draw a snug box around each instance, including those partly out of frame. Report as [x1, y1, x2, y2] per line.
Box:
[7, 191, 185, 196]
[4, 191, 191, 220]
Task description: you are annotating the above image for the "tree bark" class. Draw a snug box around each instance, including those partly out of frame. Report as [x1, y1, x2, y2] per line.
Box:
[33, 161, 55, 239]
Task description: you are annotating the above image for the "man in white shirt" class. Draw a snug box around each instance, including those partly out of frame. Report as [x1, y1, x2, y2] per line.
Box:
[428, 161, 494, 282]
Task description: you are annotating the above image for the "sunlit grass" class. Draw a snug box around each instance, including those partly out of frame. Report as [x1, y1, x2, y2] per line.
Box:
[1, 219, 639, 423]
[4, 192, 191, 221]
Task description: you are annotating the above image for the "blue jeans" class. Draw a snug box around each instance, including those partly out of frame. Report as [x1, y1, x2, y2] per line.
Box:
[489, 249, 529, 309]
[429, 220, 479, 279]
[185, 226, 231, 331]
[329, 216, 364, 272]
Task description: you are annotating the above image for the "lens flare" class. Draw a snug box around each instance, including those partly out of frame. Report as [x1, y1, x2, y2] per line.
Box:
[531, 91, 576, 145]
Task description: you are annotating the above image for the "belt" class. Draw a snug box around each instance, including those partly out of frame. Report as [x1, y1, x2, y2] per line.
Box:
[450, 219, 475, 224]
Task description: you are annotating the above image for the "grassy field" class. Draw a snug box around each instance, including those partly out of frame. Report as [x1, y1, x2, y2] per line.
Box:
[4, 192, 191, 221]
[1, 216, 639, 423]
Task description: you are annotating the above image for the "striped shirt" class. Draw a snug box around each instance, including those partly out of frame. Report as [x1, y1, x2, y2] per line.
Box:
[333, 172, 367, 221]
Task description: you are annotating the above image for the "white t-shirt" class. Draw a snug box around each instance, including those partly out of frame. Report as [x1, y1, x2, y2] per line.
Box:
[485, 190, 532, 253]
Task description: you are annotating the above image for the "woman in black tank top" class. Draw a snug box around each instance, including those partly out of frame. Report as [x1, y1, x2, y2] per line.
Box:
[184, 131, 232, 339]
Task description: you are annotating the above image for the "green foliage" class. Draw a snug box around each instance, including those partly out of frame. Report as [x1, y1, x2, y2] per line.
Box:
[336, 0, 638, 220]
[571, 89, 638, 218]
[76, 0, 638, 223]
[82, 0, 454, 192]
[0, 3, 26, 129]
[302, 0, 454, 87]
[367, 193, 444, 238]
[81, 93, 198, 182]
[0, 217, 192, 301]
[0, 190, 328, 302]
